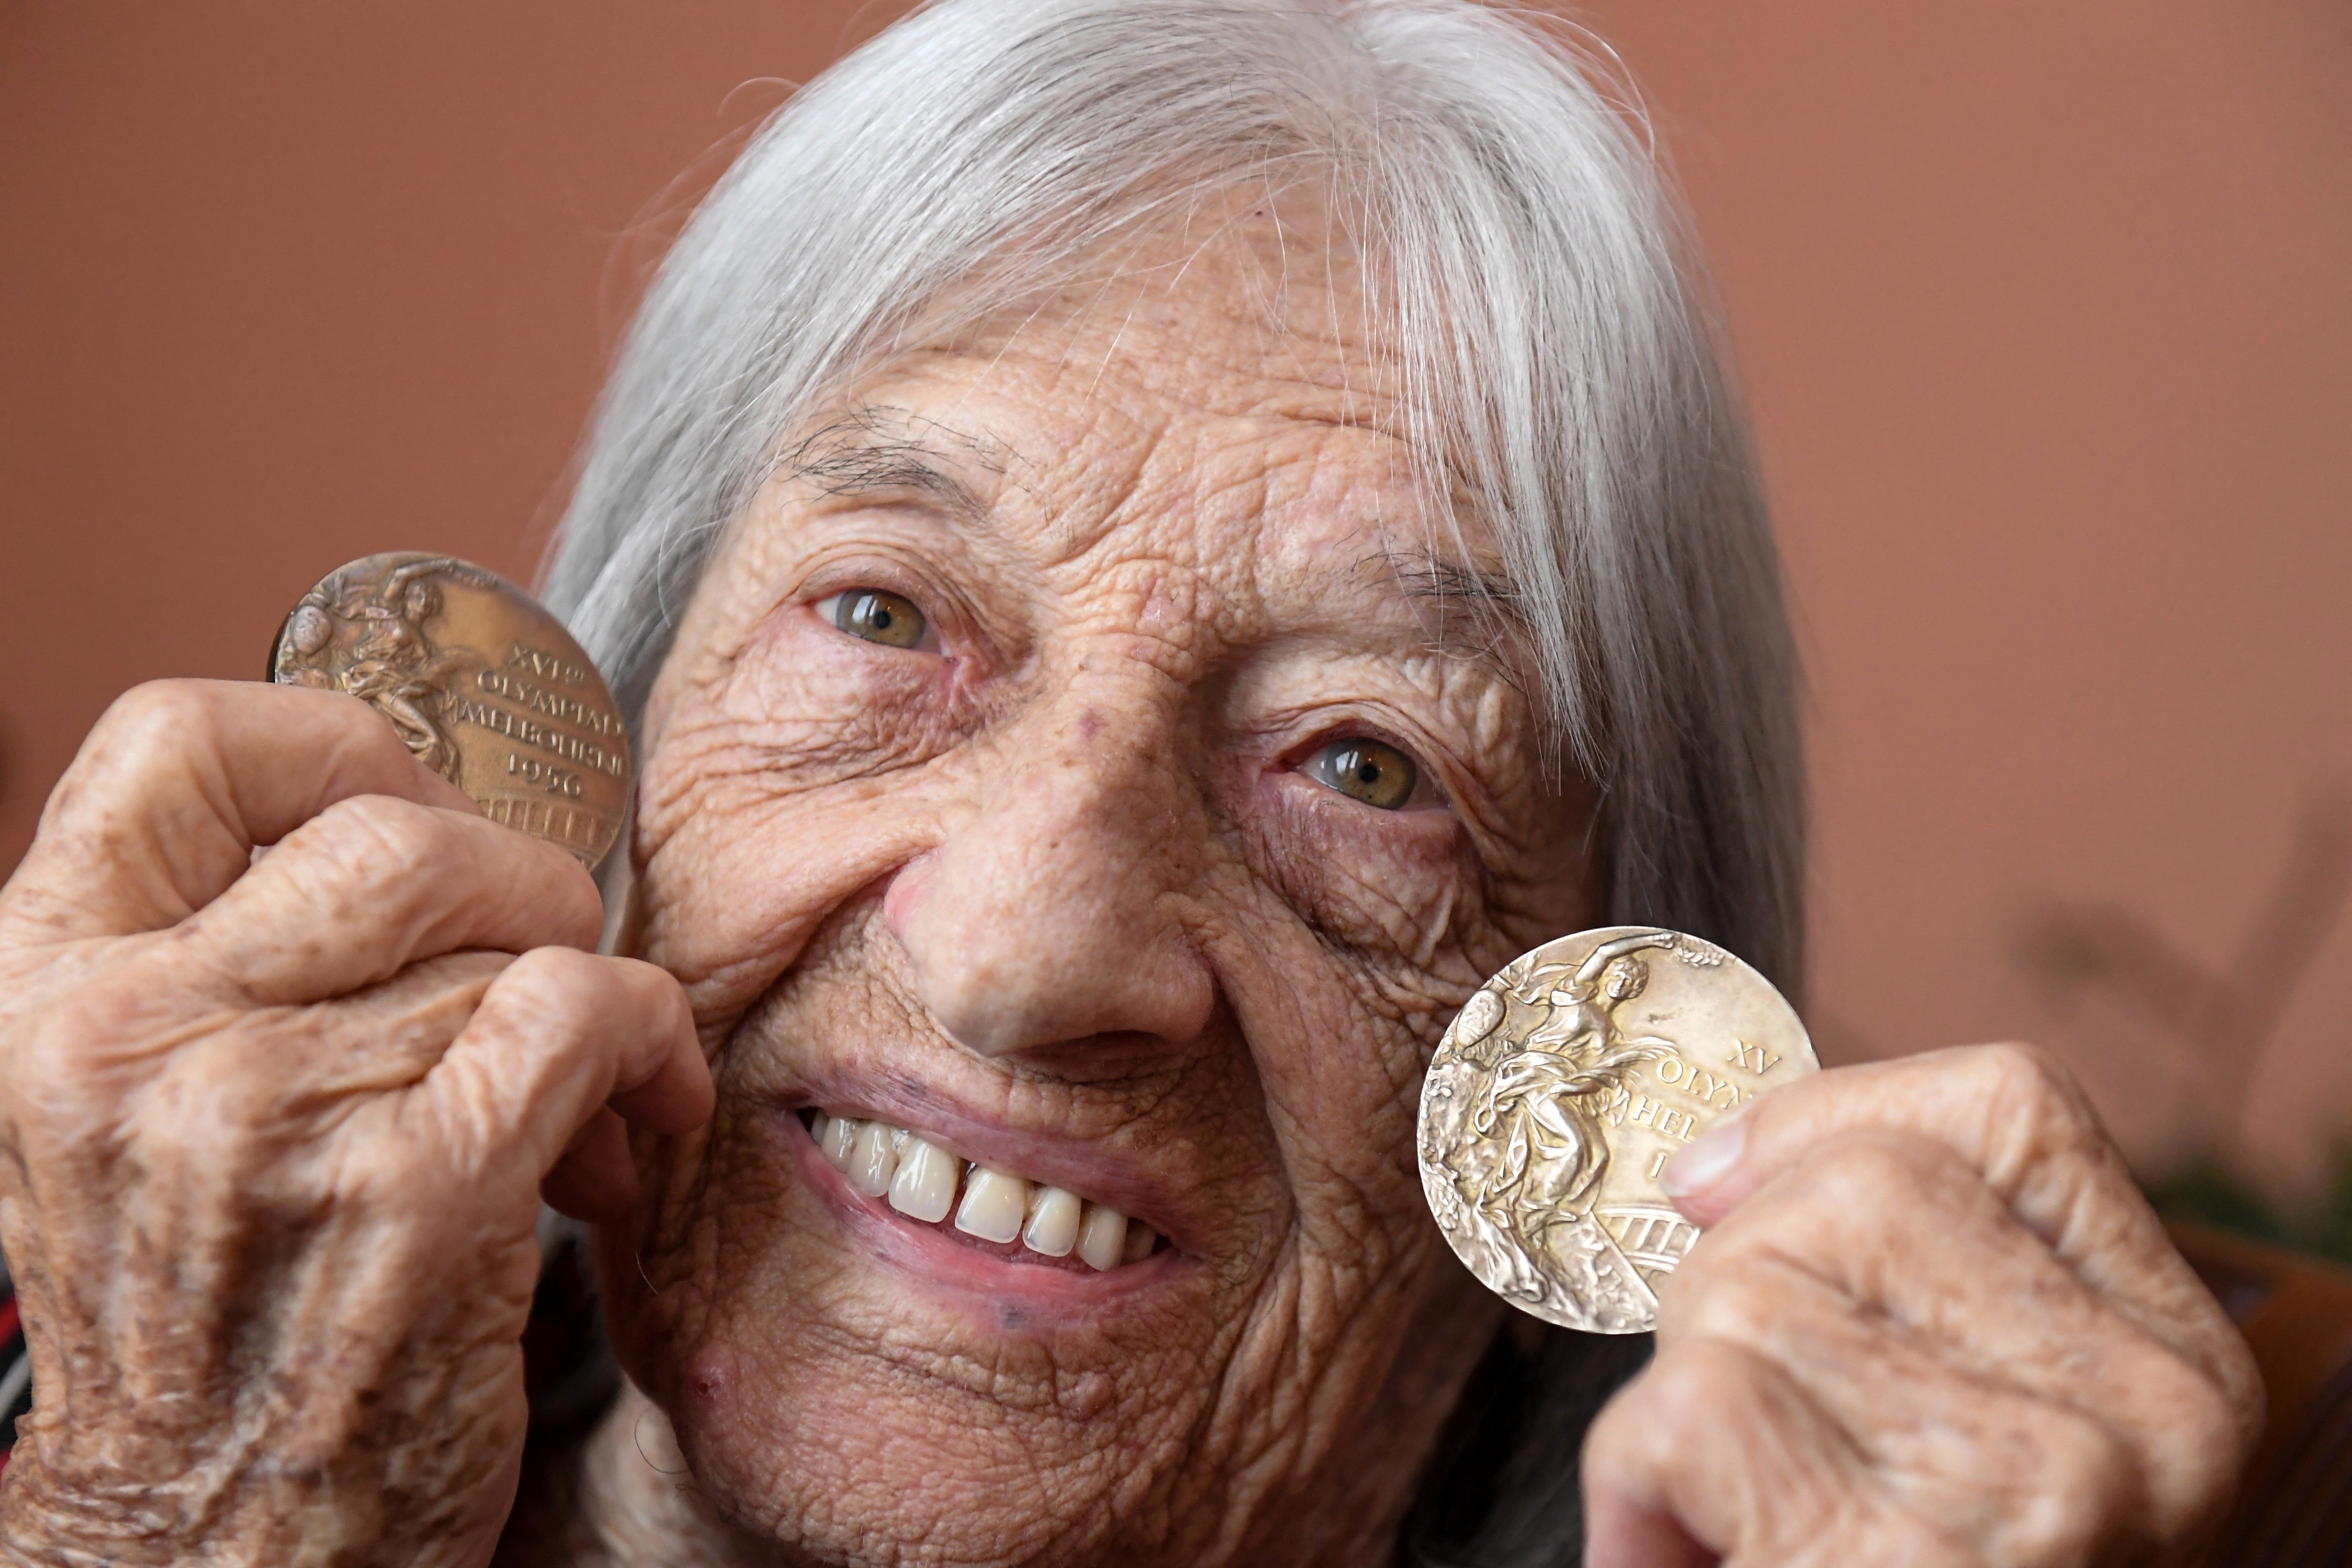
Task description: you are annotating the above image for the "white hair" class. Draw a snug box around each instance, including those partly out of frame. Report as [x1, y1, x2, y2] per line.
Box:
[541, 2, 1801, 1554]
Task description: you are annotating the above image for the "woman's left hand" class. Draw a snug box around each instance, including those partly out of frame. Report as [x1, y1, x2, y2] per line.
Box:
[1580, 1042, 2264, 1567]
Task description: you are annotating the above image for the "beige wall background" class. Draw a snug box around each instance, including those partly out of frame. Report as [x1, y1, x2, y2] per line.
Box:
[4, 3, 2347, 1194]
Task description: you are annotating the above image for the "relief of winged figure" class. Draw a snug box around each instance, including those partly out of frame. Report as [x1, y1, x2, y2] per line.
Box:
[280, 559, 473, 784]
[1467, 929, 1682, 1293]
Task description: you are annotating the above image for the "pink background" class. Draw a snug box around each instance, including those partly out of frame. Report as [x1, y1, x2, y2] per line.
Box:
[4, 3, 2346, 1190]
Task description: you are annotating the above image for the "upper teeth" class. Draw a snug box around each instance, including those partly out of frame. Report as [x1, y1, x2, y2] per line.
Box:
[809, 1111, 1157, 1272]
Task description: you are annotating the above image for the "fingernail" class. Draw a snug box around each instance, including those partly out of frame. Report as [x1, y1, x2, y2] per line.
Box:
[1660, 1116, 1748, 1198]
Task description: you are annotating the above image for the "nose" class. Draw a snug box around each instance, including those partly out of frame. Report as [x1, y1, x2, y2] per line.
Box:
[884, 688, 1216, 1058]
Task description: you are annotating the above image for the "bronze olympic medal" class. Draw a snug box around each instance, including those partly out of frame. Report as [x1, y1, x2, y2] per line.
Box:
[1417, 926, 1817, 1334]
[270, 552, 631, 868]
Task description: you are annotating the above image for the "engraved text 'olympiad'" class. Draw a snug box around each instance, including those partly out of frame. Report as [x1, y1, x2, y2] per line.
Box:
[474, 666, 625, 738]
[1652, 1052, 1745, 1110]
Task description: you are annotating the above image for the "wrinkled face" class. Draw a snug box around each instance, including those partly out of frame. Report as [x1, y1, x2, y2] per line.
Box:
[604, 208, 1596, 1564]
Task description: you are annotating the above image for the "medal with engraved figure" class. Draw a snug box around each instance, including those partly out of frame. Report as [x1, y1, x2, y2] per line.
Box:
[270, 552, 632, 868]
[1417, 926, 1817, 1334]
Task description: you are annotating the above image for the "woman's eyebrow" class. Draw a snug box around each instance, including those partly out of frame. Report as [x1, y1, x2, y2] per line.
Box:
[1381, 548, 1530, 642]
[779, 405, 1004, 526]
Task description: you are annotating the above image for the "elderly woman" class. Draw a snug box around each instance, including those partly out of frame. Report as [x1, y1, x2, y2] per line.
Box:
[0, 1, 2258, 1563]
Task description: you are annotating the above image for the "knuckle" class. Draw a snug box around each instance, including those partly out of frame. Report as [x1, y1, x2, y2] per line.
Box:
[1579, 1374, 1669, 1488]
[21, 990, 126, 1080]
[302, 794, 460, 886]
[1967, 1040, 2081, 1119]
[2208, 1322, 2267, 1446]
[90, 680, 218, 753]
[2001, 1405, 2129, 1560]
[1658, 1221, 1761, 1303]
[489, 945, 600, 1013]
[2181, 1371, 2251, 1475]
[49, 682, 224, 820]
[612, 954, 691, 1019]
[1576, 1389, 1644, 1487]
[7, 1002, 117, 1135]
[1958, 1042, 2115, 1181]
[8, 955, 203, 1113]
[2136, 1358, 2256, 1534]
[1658, 1247, 1798, 1340]
[1612, 1338, 1761, 1451]
[1803, 1134, 1942, 1212]
[158, 1073, 275, 1162]
[538, 859, 606, 948]
[472, 949, 615, 1062]
[16, 1012, 263, 1180]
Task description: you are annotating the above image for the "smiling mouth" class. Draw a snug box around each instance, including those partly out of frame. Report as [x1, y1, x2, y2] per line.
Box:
[798, 1108, 1165, 1272]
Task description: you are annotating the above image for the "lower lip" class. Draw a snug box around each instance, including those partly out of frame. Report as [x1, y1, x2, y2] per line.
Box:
[774, 1111, 1182, 1311]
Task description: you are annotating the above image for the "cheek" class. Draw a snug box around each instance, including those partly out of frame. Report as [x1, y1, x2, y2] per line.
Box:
[1210, 784, 1525, 1239]
[1206, 896, 1454, 1228]
[1245, 773, 1489, 987]
[626, 770, 930, 1027]
[640, 610, 969, 836]
[627, 623, 977, 1012]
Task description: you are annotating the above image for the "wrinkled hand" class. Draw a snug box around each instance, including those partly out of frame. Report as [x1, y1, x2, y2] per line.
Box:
[0, 681, 711, 1568]
[1582, 1044, 2263, 1568]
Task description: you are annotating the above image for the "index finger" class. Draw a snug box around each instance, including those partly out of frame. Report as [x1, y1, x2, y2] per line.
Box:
[4, 680, 477, 941]
[185, 794, 603, 1003]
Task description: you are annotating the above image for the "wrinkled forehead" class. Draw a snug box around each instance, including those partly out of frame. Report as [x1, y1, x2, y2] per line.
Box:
[915, 184, 1398, 416]
[764, 195, 1518, 646]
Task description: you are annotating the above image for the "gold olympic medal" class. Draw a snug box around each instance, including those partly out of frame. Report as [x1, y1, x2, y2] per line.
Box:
[270, 552, 631, 868]
[1417, 926, 1817, 1334]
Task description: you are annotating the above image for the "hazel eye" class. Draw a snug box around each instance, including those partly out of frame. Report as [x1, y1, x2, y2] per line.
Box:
[1302, 737, 1419, 810]
[820, 588, 929, 650]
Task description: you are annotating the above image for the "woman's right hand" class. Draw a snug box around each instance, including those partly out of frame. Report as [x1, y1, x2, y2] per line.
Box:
[0, 680, 711, 1568]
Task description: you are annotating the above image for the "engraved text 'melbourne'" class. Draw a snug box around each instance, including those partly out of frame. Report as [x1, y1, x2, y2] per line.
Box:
[448, 696, 627, 777]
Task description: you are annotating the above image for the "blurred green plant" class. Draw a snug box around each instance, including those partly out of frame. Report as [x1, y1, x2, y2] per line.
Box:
[2020, 787, 2352, 1266]
[2147, 1153, 2352, 1268]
